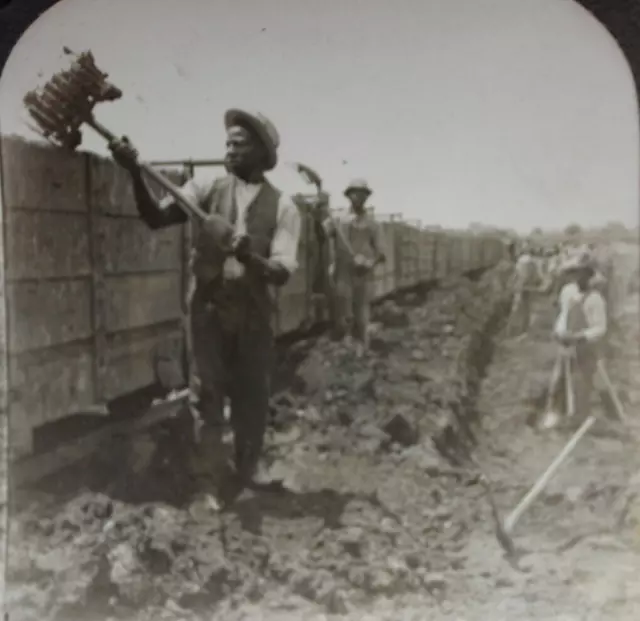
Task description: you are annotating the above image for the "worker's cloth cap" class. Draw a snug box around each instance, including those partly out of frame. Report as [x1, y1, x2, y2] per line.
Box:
[560, 249, 597, 273]
[344, 178, 373, 197]
[224, 109, 280, 171]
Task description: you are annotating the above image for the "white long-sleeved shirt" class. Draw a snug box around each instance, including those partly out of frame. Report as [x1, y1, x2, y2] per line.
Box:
[553, 282, 607, 343]
[160, 175, 301, 275]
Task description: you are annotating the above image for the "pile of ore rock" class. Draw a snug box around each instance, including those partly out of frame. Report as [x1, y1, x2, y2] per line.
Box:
[7, 264, 512, 621]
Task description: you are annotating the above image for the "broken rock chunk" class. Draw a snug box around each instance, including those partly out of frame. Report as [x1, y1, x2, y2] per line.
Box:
[382, 413, 420, 447]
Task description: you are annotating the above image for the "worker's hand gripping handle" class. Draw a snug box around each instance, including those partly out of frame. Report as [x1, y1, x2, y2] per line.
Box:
[93, 115, 208, 221]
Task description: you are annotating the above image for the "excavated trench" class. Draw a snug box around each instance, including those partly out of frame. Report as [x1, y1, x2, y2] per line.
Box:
[5, 263, 519, 621]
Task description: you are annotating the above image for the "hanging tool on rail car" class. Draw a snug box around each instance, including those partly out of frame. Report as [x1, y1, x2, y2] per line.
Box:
[289, 162, 336, 324]
[316, 179, 386, 355]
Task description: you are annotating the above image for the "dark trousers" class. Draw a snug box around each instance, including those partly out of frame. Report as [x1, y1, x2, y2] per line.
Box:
[334, 273, 373, 345]
[187, 285, 274, 486]
[547, 348, 597, 422]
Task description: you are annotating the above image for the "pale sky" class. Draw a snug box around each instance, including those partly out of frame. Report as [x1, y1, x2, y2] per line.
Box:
[0, 0, 638, 232]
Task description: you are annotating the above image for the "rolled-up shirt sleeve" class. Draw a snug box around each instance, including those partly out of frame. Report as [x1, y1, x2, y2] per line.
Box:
[270, 196, 302, 275]
[580, 292, 607, 343]
[553, 284, 575, 337]
[158, 177, 208, 211]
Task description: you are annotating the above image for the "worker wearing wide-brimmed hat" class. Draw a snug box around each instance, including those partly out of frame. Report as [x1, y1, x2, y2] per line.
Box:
[109, 109, 301, 510]
[540, 249, 608, 430]
[320, 178, 385, 353]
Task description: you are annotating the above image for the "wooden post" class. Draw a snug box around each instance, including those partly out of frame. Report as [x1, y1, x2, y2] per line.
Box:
[86, 154, 108, 403]
[181, 162, 195, 383]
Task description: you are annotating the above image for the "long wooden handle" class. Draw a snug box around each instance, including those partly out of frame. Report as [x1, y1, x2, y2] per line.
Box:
[597, 360, 627, 423]
[564, 355, 575, 417]
[504, 415, 596, 534]
[87, 116, 208, 221]
[148, 158, 226, 168]
[138, 162, 208, 220]
[545, 351, 564, 411]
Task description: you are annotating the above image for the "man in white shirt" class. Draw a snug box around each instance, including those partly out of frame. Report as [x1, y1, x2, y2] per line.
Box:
[318, 179, 385, 354]
[109, 110, 301, 508]
[540, 250, 607, 430]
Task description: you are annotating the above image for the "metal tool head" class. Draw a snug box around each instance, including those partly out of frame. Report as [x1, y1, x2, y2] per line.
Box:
[475, 468, 525, 569]
[23, 49, 122, 150]
[290, 161, 323, 191]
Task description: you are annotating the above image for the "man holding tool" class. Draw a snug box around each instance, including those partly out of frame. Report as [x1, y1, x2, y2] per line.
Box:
[109, 110, 301, 511]
[317, 179, 385, 355]
[540, 250, 608, 430]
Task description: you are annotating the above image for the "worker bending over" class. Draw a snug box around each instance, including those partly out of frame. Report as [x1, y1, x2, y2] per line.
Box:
[109, 110, 301, 511]
[541, 250, 607, 430]
[319, 179, 385, 354]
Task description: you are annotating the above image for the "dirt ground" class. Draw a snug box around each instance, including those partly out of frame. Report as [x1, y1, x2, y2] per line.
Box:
[3, 245, 639, 621]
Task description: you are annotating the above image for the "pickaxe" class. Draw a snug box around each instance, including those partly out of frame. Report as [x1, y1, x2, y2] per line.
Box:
[472, 412, 597, 568]
[481, 344, 629, 563]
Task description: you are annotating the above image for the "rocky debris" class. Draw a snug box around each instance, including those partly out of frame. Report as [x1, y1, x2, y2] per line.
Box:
[7, 263, 515, 621]
[382, 413, 419, 447]
[376, 300, 410, 328]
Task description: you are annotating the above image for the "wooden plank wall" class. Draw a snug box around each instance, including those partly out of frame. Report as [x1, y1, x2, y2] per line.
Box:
[0, 136, 185, 457]
[0, 137, 508, 458]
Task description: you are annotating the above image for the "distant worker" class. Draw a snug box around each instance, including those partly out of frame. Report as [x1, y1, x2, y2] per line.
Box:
[506, 241, 542, 337]
[493, 239, 517, 296]
[109, 109, 302, 511]
[319, 179, 385, 355]
[540, 250, 607, 430]
[539, 245, 562, 300]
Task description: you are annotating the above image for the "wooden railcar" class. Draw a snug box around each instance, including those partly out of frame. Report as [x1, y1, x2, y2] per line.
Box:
[0, 136, 506, 458]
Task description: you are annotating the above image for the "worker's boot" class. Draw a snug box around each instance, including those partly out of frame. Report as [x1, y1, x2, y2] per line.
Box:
[235, 442, 275, 488]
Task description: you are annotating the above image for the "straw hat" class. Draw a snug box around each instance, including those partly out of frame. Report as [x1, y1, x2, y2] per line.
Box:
[224, 109, 280, 171]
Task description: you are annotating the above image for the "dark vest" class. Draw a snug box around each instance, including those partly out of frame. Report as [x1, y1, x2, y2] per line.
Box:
[190, 175, 281, 311]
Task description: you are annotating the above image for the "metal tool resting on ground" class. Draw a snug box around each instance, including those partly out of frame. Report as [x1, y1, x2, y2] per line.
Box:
[23, 48, 208, 221]
[488, 351, 628, 558]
